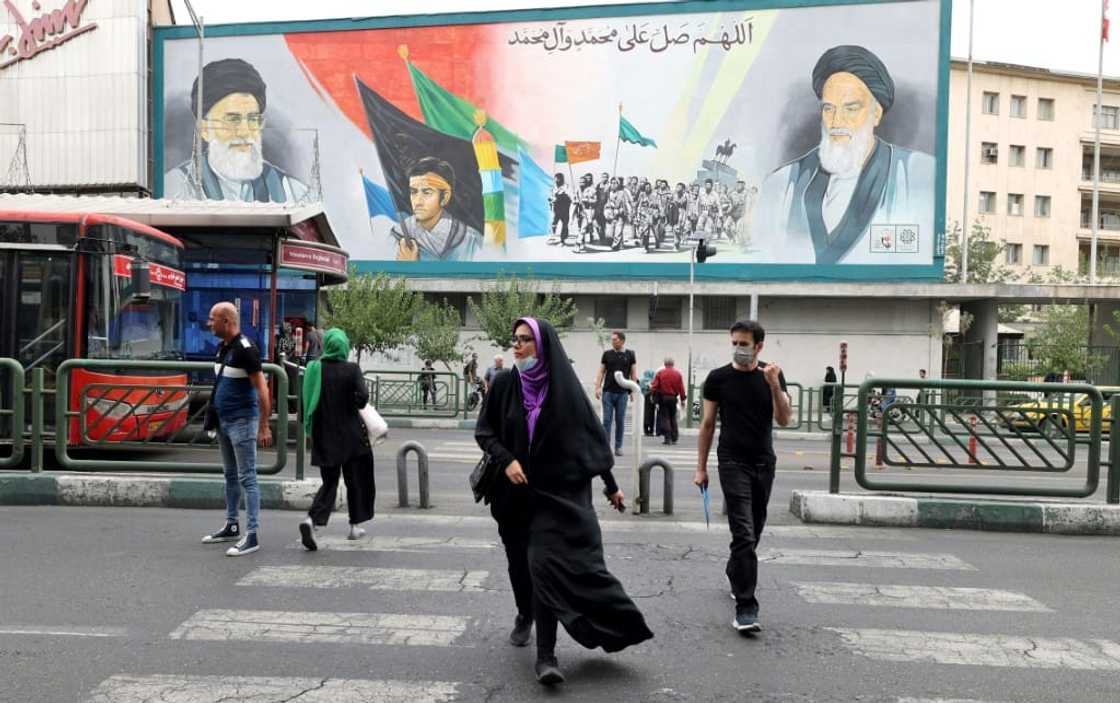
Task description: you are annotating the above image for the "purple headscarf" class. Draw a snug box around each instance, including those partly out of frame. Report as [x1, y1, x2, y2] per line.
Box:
[515, 317, 549, 441]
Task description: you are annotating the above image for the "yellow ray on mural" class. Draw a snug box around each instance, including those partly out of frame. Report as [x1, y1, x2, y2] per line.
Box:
[678, 10, 780, 179]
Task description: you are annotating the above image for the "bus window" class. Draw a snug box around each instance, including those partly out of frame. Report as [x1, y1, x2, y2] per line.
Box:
[16, 254, 71, 376]
[86, 254, 182, 361]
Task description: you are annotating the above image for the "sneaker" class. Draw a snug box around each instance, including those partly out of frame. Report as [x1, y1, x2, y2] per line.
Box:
[614, 447, 623, 457]
[347, 525, 366, 540]
[225, 532, 260, 557]
[299, 520, 317, 551]
[509, 614, 532, 647]
[201, 522, 240, 544]
[732, 608, 762, 634]
[534, 655, 565, 685]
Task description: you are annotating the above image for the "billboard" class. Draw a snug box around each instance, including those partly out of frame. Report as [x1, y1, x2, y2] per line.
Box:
[155, 0, 949, 280]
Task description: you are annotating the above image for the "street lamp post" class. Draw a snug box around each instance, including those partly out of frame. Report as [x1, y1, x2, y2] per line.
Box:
[184, 1, 205, 191]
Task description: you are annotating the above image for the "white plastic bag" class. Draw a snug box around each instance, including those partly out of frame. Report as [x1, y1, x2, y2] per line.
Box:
[359, 404, 389, 446]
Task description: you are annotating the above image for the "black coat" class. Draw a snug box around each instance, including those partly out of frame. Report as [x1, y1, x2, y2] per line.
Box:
[310, 359, 371, 467]
[475, 320, 652, 653]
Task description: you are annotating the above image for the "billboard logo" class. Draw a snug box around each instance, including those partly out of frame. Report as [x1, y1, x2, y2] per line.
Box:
[870, 225, 920, 254]
[0, 0, 98, 71]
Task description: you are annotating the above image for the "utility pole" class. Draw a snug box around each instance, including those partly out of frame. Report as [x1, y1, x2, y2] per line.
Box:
[184, 1, 205, 192]
[960, 0, 975, 283]
[1091, 0, 1107, 284]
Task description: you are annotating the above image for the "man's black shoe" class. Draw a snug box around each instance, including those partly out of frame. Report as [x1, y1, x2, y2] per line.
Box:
[201, 522, 239, 544]
[509, 614, 532, 647]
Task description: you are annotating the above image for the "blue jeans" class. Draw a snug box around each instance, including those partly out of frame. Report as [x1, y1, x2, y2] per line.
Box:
[218, 415, 260, 533]
[601, 391, 629, 450]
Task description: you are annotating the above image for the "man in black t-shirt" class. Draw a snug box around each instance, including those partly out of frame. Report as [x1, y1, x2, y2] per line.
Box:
[594, 330, 637, 456]
[694, 319, 790, 635]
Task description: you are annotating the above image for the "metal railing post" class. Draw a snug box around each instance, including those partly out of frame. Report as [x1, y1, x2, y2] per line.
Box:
[829, 385, 842, 494]
[1108, 395, 1119, 504]
[30, 367, 43, 473]
[637, 458, 674, 515]
[0, 358, 26, 469]
[396, 441, 430, 509]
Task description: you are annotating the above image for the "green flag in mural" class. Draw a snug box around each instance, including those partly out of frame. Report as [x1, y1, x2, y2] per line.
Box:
[619, 114, 657, 148]
[554, 144, 568, 163]
[403, 47, 525, 154]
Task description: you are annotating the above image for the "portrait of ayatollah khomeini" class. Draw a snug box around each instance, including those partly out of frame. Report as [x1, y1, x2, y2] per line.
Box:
[164, 58, 309, 204]
[753, 44, 935, 265]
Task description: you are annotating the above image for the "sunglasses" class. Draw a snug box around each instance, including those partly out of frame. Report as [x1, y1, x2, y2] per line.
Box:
[511, 334, 535, 346]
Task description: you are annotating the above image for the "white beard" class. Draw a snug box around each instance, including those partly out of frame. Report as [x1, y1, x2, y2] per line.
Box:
[818, 119, 875, 178]
[206, 138, 264, 182]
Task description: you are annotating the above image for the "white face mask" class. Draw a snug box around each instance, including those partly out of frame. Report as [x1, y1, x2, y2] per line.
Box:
[733, 346, 756, 367]
[514, 356, 538, 372]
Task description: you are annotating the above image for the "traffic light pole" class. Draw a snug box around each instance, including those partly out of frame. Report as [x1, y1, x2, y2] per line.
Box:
[688, 244, 695, 392]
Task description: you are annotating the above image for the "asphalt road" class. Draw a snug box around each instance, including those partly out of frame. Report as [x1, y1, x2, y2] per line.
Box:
[2, 503, 1119, 702]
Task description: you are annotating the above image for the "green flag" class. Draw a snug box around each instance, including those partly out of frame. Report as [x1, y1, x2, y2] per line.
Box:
[554, 144, 568, 163]
[619, 114, 657, 148]
[405, 59, 525, 153]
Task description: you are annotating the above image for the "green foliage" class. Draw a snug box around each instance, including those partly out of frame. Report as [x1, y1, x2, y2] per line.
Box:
[999, 362, 1037, 382]
[467, 274, 577, 350]
[411, 299, 464, 371]
[1025, 305, 1104, 379]
[587, 316, 612, 349]
[943, 221, 1014, 284]
[323, 270, 419, 362]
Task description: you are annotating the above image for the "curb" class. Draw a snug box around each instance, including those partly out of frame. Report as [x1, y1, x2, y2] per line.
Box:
[386, 418, 475, 430]
[0, 474, 331, 511]
[789, 489, 1120, 535]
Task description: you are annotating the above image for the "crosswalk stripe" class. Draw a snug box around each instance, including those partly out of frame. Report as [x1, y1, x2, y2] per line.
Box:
[287, 535, 497, 552]
[86, 674, 460, 702]
[759, 549, 975, 570]
[237, 566, 490, 592]
[0, 626, 127, 638]
[169, 610, 470, 648]
[792, 582, 1049, 611]
[830, 628, 1120, 670]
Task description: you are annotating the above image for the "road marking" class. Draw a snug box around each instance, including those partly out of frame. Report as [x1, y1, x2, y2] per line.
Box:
[85, 675, 460, 702]
[759, 549, 976, 570]
[169, 610, 469, 647]
[792, 582, 1049, 611]
[830, 628, 1120, 670]
[898, 699, 1006, 703]
[0, 626, 127, 638]
[287, 535, 497, 552]
[237, 565, 489, 592]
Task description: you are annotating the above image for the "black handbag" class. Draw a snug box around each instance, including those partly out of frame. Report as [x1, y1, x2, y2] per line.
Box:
[469, 451, 501, 504]
[203, 354, 229, 433]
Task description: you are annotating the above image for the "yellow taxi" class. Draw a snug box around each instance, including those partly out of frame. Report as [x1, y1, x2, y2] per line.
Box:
[1003, 386, 1120, 435]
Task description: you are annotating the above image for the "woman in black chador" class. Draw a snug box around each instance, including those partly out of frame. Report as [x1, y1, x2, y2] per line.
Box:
[475, 317, 653, 686]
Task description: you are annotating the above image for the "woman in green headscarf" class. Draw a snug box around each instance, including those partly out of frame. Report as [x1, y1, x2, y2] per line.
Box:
[298, 328, 375, 550]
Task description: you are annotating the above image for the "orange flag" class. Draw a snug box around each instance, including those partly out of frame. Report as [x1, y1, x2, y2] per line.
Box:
[564, 141, 602, 164]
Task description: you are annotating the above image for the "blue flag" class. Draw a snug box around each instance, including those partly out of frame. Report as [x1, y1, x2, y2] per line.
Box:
[362, 174, 398, 220]
[517, 147, 552, 237]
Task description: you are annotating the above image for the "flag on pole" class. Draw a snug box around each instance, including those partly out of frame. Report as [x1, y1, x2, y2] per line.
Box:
[518, 147, 553, 237]
[361, 172, 398, 220]
[554, 144, 569, 163]
[564, 141, 602, 164]
[472, 110, 506, 248]
[1105, 0, 1111, 42]
[619, 111, 657, 148]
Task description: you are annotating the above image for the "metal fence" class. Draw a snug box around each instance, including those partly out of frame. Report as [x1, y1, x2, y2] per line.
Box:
[363, 370, 461, 419]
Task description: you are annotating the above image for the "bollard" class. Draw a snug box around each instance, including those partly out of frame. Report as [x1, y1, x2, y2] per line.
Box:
[875, 435, 885, 471]
[846, 412, 855, 455]
[396, 441, 431, 509]
[967, 415, 978, 465]
[637, 458, 674, 515]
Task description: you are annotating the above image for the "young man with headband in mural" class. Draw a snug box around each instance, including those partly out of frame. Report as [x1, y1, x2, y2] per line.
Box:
[392, 157, 483, 261]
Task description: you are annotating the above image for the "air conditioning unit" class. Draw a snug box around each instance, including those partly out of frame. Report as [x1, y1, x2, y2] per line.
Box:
[983, 146, 998, 159]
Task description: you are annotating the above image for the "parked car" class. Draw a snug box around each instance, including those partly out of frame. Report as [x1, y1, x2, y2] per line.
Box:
[1002, 387, 1120, 436]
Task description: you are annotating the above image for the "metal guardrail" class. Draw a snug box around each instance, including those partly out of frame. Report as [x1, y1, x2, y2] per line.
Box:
[0, 357, 26, 468]
[364, 370, 461, 419]
[396, 441, 431, 509]
[829, 378, 1116, 503]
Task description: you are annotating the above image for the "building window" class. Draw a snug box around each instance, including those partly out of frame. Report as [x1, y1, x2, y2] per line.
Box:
[1033, 245, 1050, 266]
[1010, 95, 1027, 118]
[1037, 97, 1055, 121]
[978, 191, 996, 213]
[1094, 105, 1120, 130]
[649, 296, 683, 330]
[1009, 145, 1026, 167]
[982, 91, 999, 115]
[1005, 243, 1023, 265]
[701, 296, 737, 330]
[1007, 193, 1024, 216]
[594, 297, 627, 329]
[1036, 147, 1053, 169]
[1034, 195, 1051, 217]
[981, 142, 999, 164]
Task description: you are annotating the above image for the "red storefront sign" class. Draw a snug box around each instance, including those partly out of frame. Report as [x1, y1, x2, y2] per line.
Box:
[112, 255, 186, 291]
[279, 240, 348, 276]
[0, 0, 98, 72]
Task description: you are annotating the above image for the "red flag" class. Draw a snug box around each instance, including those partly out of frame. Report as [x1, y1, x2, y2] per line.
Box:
[563, 141, 602, 164]
[1105, 0, 1111, 42]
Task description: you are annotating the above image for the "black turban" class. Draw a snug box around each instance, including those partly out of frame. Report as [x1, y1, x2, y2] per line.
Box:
[190, 58, 267, 117]
[811, 45, 894, 112]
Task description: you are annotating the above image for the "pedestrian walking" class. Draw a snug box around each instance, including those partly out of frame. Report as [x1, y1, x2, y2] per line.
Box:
[483, 354, 505, 394]
[304, 323, 323, 363]
[464, 352, 479, 385]
[298, 328, 376, 551]
[694, 319, 790, 633]
[651, 357, 686, 444]
[418, 359, 436, 408]
[640, 368, 657, 436]
[594, 330, 637, 456]
[475, 317, 653, 685]
[201, 302, 273, 557]
[822, 365, 837, 411]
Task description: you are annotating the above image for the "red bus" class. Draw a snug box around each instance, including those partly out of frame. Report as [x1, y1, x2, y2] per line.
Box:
[0, 211, 188, 444]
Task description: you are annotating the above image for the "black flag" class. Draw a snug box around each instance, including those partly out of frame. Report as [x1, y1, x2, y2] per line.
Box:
[357, 78, 514, 235]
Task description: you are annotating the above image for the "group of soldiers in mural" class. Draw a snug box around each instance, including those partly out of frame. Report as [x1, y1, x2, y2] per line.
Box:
[549, 172, 758, 254]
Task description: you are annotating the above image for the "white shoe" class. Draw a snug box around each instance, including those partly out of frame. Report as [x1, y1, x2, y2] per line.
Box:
[347, 525, 366, 540]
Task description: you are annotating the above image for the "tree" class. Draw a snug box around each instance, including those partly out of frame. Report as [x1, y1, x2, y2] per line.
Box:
[323, 270, 418, 362]
[411, 299, 465, 371]
[943, 221, 1014, 284]
[1026, 305, 1103, 379]
[467, 274, 577, 350]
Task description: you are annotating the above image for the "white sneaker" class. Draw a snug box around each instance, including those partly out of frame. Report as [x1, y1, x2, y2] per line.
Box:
[225, 532, 259, 557]
[347, 525, 366, 540]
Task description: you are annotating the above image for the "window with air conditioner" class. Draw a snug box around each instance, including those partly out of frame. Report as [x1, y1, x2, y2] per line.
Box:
[981, 142, 998, 164]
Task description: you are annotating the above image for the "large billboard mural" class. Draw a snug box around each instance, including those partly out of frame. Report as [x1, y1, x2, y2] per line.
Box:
[156, 0, 949, 279]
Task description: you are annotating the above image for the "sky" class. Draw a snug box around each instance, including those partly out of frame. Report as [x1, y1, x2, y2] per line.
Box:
[168, 0, 1119, 77]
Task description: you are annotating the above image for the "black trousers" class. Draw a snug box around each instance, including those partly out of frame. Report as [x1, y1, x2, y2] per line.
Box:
[495, 509, 534, 620]
[717, 459, 775, 614]
[657, 395, 679, 442]
[308, 451, 375, 526]
[534, 591, 559, 658]
[643, 392, 657, 434]
[552, 200, 571, 241]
